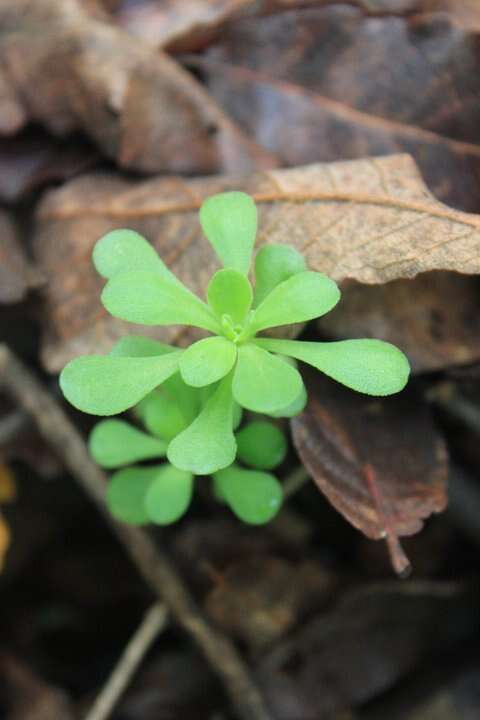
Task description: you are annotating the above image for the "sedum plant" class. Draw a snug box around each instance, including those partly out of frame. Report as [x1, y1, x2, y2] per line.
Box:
[60, 191, 410, 522]
[89, 376, 287, 526]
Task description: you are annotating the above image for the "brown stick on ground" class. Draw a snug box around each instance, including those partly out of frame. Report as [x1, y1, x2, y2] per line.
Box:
[84, 603, 168, 720]
[0, 344, 273, 720]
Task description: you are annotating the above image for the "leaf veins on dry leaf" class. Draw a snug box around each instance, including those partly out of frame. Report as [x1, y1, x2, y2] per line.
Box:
[34, 153, 480, 371]
[291, 369, 448, 575]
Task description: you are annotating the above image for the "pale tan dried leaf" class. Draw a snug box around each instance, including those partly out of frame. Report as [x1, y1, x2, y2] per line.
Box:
[34, 153, 480, 371]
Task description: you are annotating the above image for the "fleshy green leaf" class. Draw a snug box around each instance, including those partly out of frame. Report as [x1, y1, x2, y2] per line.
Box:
[167, 376, 236, 475]
[110, 336, 175, 358]
[89, 419, 167, 468]
[92, 229, 177, 282]
[102, 271, 220, 333]
[106, 466, 158, 525]
[270, 383, 307, 418]
[232, 401, 243, 430]
[214, 465, 283, 524]
[248, 271, 340, 334]
[199, 191, 257, 275]
[207, 269, 253, 324]
[254, 244, 306, 307]
[145, 465, 193, 525]
[232, 344, 303, 413]
[255, 338, 410, 396]
[180, 337, 237, 387]
[236, 421, 287, 470]
[140, 390, 192, 442]
[60, 351, 181, 415]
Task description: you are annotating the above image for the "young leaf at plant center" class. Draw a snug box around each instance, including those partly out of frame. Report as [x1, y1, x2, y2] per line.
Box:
[255, 338, 410, 396]
[254, 244, 306, 307]
[145, 465, 193, 525]
[93, 229, 177, 283]
[89, 419, 167, 469]
[248, 271, 340, 334]
[106, 466, 159, 525]
[233, 344, 303, 413]
[200, 191, 257, 275]
[59, 352, 181, 415]
[214, 465, 283, 524]
[110, 335, 176, 358]
[167, 375, 236, 475]
[101, 270, 220, 332]
[236, 420, 287, 470]
[207, 268, 253, 325]
[180, 336, 237, 387]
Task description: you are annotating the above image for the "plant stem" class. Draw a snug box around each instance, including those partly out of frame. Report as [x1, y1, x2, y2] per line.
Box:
[283, 465, 310, 499]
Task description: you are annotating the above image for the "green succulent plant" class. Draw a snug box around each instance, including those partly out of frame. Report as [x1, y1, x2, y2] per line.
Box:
[60, 191, 410, 509]
[89, 379, 287, 526]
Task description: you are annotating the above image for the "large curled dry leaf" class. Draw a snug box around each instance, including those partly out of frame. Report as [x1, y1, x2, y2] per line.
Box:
[0, 210, 40, 303]
[201, 4, 480, 211]
[291, 370, 448, 574]
[0, 0, 274, 175]
[34, 153, 480, 371]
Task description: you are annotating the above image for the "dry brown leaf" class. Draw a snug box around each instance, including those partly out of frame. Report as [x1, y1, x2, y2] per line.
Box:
[204, 556, 334, 651]
[0, 653, 75, 720]
[34, 153, 480, 371]
[109, 1, 480, 52]
[257, 581, 478, 720]
[0, 511, 11, 571]
[0, 131, 99, 203]
[0, 0, 274, 175]
[318, 272, 480, 373]
[0, 463, 16, 503]
[291, 370, 448, 574]
[201, 4, 480, 211]
[0, 210, 40, 304]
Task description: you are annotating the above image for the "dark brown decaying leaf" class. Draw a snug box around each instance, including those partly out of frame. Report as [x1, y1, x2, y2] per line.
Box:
[34, 153, 480, 371]
[204, 556, 334, 652]
[0, 653, 75, 720]
[318, 272, 480, 373]
[0, 132, 99, 203]
[0, 210, 40, 303]
[202, 5, 480, 211]
[109, 1, 480, 53]
[0, 0, 274, 175]
[291, 370, 448, 574]
[257, 581, 479, 720]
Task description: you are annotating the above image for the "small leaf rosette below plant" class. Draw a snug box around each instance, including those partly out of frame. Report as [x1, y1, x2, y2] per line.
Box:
[60, 191, 410, 481]
[89, 377, 287, 526]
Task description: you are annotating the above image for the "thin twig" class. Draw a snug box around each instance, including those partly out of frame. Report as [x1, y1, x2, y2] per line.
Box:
[84, 603, 168, 720]
[0, 345, 273, 720]
[0, 409, 28, 446]
[283, 465, 310, 499]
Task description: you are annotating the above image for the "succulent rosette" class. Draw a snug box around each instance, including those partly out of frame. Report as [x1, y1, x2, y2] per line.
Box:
[60, 191, 410, 479]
